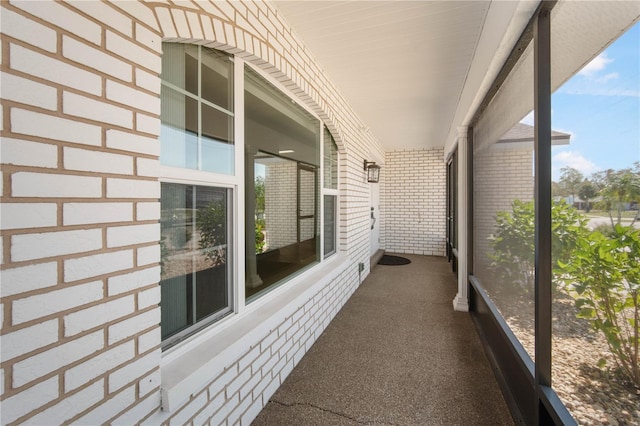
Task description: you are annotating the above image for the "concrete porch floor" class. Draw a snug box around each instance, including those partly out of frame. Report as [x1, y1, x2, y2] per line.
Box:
[252, 254, 514, 425]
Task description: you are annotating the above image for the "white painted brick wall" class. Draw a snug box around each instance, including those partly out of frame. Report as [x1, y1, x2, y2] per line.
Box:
[135, 112, 161, 136]
[0, 319, 58, 363]
[0, 377, 59, 425]
[107, 307, 160, 345]
[0, 7, 57, 52]
[136, 202, 160, 221]
[65, 341, 135, 392]
[107, 223, 160, 248]
[24, 380, 105, 426]
[473, 143, 534, 269]
[63, 35, 133, 82]
[11, 108, 102, 146]
[63, 202, 133, 226]
[1, 1, 387, 424]
[64, 249, 134, 283]
[106, 80, 160, 114]
[384, 148, 446, 256]
[10, 0, 102, 45]
[107, 178, 160, 199]
[10, 44, 102, 96]
[137, 244, 161, 267]
[11, 172, 102, 198]
[73, 386, 137, 426]
[63, 91, 133, 128]
[136, 157, 160, 178]
[108, 266, 160, 296]
[66, 0, 133, 38]
[12, 330, 104, 387]
[138, 327, 161, 355]
[12, 281, 103, 325]
[106, 31, 161, 74]
[106, 129, 160, 156]
[108, 350, 160, 393]
[0, 203, 57, 230]
[11, 229, 103, 262]
[0, 72, 57, 110]
[64, 295, 136, 337]
[64, 147, 134, 175]
[1, 138, 58, 169]
[0, 262, 58, 297]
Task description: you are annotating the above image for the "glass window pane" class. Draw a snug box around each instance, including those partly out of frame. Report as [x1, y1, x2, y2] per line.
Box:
[160, 43, 235, 176]
[324, 127, 338, 189]
[160, 183, 231, 344]
[473, 40, 535, 361]
[324, 195, 336, 257]
[201, 48, 233, 110]
[160, 86, 198, 169]
[245, 67, 320, 167]
[201, 103, 234, 174]
[551, 16, 640, 424]
[245, 67, 321, 301]
[161, 43, 198, 93]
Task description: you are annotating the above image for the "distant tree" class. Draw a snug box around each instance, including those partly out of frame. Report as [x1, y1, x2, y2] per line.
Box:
[551, 180, 563, 198]
[578, 180, 598, 212]
[599, 168, 640, 227]
[559, 166, 584, 201]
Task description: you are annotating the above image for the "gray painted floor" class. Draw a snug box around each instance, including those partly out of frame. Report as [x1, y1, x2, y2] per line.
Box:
[252, 254, 514, 426]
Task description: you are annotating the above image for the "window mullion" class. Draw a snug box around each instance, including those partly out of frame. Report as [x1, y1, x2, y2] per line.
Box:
[234, 58, 246, 314]
[197, 46, 203, 172]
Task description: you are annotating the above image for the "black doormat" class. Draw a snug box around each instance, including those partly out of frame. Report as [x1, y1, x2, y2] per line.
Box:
[378, 255, 411, 266]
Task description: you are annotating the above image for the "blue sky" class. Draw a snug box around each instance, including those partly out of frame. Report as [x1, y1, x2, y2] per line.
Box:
[546, 21, 639, 181]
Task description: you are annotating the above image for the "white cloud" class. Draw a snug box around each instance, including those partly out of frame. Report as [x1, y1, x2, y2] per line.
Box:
[597, 72, 619, 83]
[578, 52, 613, 77]
[552, 150, 599, 177]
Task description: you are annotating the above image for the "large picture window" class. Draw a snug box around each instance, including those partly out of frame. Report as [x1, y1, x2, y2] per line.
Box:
[159, 42, 338, 346]
[244, 67, 321, 300]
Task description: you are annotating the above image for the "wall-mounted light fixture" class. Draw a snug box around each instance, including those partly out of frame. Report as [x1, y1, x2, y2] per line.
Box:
[364, 160, 381, 183]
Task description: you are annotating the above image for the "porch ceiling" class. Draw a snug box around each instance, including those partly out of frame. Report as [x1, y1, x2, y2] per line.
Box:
[273, 1, 536, 152]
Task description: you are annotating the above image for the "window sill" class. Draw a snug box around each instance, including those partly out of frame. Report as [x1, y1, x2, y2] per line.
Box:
[160, 252, 351, 412]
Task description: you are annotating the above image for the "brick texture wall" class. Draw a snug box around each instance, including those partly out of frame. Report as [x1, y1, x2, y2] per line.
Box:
[0, 1, 385, 425]
[473, 143, 534, 269]
[264, 160, 297, 250]
[383, 148, 446, 256]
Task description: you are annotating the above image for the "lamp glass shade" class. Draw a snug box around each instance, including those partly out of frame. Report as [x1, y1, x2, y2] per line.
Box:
[366, 163, 381, 183]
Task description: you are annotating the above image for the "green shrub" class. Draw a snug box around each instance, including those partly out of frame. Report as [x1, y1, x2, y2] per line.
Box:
[255, 219, 266, 254]
[557, 225, 640, 387]
[489, 200, 588, 292]
[196, 200, 227, 265]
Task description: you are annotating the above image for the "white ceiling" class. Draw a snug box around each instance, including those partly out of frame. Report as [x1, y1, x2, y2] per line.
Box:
[273, 1, 538, 152]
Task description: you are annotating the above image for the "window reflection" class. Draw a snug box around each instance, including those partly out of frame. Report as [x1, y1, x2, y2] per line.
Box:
[160, 44, 234, 175]
[160, 183, 231, 342]
[244, 67, 320, 300]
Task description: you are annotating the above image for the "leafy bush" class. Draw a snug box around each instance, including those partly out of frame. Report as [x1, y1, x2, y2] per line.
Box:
[557, 225, 640, 387]
[255, 219, 266, 254]
[489, 200, 588, 292]
[196, 200, 227, 265]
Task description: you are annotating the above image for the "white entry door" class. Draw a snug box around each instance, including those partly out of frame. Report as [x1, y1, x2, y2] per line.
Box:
[370, 182, 380, 256]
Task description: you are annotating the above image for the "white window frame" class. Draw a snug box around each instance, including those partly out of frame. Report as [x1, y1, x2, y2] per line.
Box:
[322, 127, 339, 259]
